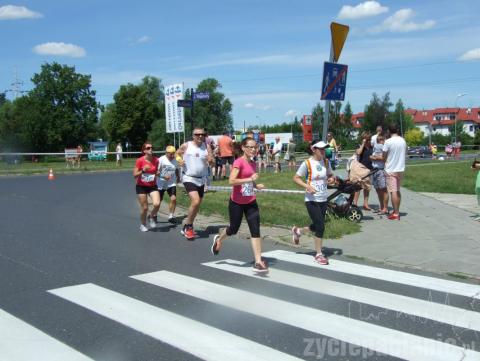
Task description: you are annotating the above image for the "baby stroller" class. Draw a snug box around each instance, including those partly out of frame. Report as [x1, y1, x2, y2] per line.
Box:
[326, 168, 379, 222]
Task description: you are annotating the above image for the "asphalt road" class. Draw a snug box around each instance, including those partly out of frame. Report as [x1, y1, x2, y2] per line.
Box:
[1, 172, 479, 361]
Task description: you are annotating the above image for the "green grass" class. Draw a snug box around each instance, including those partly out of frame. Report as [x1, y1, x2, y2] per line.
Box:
[177, 170, 361, 240]
[403, 160, 477, 194]
[0, 158, 136, 175]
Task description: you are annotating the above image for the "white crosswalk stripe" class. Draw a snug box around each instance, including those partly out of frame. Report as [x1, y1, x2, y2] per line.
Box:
[48, 283, 303, 361]
[0, 308, 94, 361]
[202, 259, 480, 332]
[262, 250, 480, 299]
[7, 249, 478, 360]
[131, 269, 480, 361]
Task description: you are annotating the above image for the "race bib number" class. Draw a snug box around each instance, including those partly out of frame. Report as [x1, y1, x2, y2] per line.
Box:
[241, 182, 255, 197]
[311, 180, 327, 193]
[141, 173, 155, 183]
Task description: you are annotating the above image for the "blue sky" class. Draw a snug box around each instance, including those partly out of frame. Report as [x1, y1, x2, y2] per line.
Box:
[1, 0, 480, 130]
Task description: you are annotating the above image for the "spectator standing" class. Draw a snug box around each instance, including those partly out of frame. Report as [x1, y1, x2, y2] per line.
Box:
[369, 134, 389, 214]
[472, 159, 480, 221]
[257, 140, 268, 172]
[218, 131, 234, 178]
[371, 125, 383, 147]
[353, 132, 374, 210]
[430, 144, 438, 160]
[454, 140, 462, 160]
[176, 127, 214, 240]
[116, 143, 123, 167]
[272, 137, 283, 173]
[326, 132, 339, 170]
[76, 144, 83, 168]
[285, 138, 297, 171]
[383, 124, 407, 220]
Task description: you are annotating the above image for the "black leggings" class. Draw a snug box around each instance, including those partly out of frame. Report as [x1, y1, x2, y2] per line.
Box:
[226, 199, 261, 238]
[305, 201, 328, 238]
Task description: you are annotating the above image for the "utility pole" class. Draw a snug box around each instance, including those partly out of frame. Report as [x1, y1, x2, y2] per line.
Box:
[9, 66, 25, 99]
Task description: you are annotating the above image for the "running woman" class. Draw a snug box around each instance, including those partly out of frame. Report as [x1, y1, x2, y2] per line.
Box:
[176, 127, 214, 240]
[291, 140, 335, 265]
[210, 137, 268, 272]
[133, 142, 160, 232]
[153, 145, 180, 224]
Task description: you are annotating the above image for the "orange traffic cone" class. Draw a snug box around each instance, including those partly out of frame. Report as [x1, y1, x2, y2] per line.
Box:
[48, 168, 55, 180]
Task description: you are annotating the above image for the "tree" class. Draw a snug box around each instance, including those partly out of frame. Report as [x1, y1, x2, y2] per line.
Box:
[404, 128, 424, 146]
[362, 93, 393, 133]
[185, 78, 233, 135]
[101, 76, 164, 150]
[11, 62, 100, 152]
[0, 92, 6, 107]
[389, 99, 414, 136]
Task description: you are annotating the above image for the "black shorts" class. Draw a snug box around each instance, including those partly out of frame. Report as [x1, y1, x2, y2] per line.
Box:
[221, 156, 234, 165]
[183, 182, 205, 198]
[159, 186, 176, 200]
[136, 185, 159, 195]
[305, 201, 328, 238]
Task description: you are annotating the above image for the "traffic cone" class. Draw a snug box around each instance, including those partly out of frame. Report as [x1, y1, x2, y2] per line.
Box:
[48, 168, 55, 181]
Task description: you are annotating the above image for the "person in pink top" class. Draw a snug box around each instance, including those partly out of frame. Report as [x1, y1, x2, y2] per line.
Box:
[210, 137, 268, 272]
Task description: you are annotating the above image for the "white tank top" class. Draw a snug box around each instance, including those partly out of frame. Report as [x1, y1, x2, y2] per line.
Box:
[182, 141, 208, 186]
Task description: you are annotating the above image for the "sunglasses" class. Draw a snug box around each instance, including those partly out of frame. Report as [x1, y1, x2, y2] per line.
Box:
[145, 146, 153, 150]
[194, 133, 206, 137]
[244, 145, 257, 149]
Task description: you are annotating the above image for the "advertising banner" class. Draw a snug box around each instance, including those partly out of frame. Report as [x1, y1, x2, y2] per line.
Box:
[302, 115, 313, 142]
[165, 83, 185, 133]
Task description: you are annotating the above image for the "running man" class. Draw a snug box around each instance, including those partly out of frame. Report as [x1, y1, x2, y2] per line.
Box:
[176, 127, 214, 240]
[291, 140, 335, 265]
[154, 145, 180, 224]
[133, 142, 160, 232]
[210, 137, 268, 272]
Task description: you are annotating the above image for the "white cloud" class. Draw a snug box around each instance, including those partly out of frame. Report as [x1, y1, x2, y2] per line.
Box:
[137, 35, 151, 43]
[285, 109, 298, 117]
[458, 48, 480, 61]
[244, 103, 271, 110]
[33, 42, 86, 58]
[0, 5, 42, 20]
[369, 9, 435, 33]
[338, 1, 388, 20]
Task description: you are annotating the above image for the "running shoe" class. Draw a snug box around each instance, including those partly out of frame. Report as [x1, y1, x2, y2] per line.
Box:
[291, 226, 301, 245]
[168, 216, 176, 224]
[253, 260, 269, 273]
[181, 227, 196, 240]
[314, 253, 329, 265]
[387, 213, 400, 221]
[211, 234, 221, 255]
[148, 216, 156, 229]
[139, 224, 149, 232]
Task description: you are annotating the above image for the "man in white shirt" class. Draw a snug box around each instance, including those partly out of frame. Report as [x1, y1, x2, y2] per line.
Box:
[382, 124, 407, 220]
[272, 137, 283, 173]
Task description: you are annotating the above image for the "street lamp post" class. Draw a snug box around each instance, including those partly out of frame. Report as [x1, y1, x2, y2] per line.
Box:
[454, 93, 467, 143]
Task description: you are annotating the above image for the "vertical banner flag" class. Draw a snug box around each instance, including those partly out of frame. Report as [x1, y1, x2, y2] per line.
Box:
[165, 83, 185, 133]
[302, 115, 313, 142]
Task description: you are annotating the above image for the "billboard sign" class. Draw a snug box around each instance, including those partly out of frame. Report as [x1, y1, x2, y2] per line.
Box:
[165, 83, 185, 133]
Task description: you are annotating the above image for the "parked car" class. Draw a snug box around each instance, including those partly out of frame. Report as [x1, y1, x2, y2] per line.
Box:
[407, 146, 432, 158]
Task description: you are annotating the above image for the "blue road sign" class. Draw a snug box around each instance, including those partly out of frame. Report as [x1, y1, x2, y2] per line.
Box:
[193, 92, 210, 100]
[321, 62, 348, 101]
[177, 99, 193, 108]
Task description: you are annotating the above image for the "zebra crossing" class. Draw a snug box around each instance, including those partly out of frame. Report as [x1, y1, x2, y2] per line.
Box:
[2, 250, 480, 360]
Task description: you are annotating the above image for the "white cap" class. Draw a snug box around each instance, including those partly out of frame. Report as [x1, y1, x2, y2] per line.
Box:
[312, 140, 329, 149]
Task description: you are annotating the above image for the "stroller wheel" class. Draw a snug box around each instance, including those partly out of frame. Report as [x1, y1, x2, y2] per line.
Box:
[347, 208, 363, 222]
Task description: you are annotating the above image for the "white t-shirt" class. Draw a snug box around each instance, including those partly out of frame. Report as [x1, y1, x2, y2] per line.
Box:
[272, 142, 282, 156]
[372, 143, 385, 169]
[157, 155, 178, 189]
[371, 134, 378, 147]
[182, 141, 208, 186]
[383, 136, 407, 173]
[296, 157, 332, 202]
[115, 145, 122, 160]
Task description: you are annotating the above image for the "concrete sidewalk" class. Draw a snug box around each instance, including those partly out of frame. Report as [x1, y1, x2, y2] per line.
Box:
[160, 188, 480, 280]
